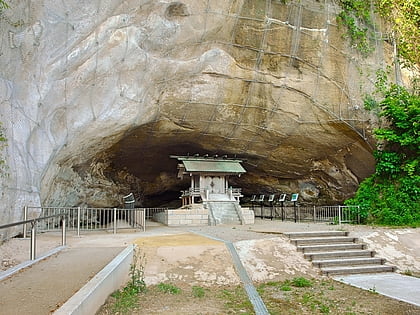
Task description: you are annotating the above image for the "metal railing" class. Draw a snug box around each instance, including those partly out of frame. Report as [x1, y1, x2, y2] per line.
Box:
[252, 204, 360, 224]
[145, 208, 167, 220]
[24, 206, 148, 235]
[0, 213, 67, 260]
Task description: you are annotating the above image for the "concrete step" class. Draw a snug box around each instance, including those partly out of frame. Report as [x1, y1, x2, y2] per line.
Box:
[304, 250, 375, 261]
[321, 265, 396, 276]
[297, 243, 366, 252]
[290, 236, 357, 245]
[312, 257, 385, 268]
[284, 231, 348, 238]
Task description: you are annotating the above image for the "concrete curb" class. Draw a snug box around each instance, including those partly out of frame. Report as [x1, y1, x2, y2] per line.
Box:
[0, 245, 66, 282]
[54, 244, 135, 315]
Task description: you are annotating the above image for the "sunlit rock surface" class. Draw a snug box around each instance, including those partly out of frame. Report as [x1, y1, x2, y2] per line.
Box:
[0, 0, 394, 224]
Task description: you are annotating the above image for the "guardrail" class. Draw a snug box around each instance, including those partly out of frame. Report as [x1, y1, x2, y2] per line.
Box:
[23, 206, 148, 236]
[0, 213, 67, 260]
[252, 204, 360, 224]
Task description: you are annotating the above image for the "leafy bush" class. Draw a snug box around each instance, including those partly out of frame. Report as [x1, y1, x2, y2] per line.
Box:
[346, 84, 420, 226]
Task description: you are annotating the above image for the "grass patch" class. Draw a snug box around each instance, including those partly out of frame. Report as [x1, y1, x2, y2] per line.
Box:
[157, 282, 181, 294]
[192, 285, 206, 298]
[219, 286, 254, 314]
[291, 277, 312, 287]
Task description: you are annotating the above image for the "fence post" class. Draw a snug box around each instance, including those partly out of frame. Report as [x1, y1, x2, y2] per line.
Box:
[338, 205, 342, 225]
[22, 206, 28, 238]
[313, 205, 316, 223]
[77, 207, 81, 237]
[62, 216, 67, 246]
[113, 208, 117, 234]
[30, 221, 36, 260]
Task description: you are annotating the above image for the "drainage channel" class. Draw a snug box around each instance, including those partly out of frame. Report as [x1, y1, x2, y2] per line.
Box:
[190, 231, 269, 315]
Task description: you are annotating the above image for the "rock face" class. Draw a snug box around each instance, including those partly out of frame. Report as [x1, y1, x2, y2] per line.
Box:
[0, 0, 393, 224]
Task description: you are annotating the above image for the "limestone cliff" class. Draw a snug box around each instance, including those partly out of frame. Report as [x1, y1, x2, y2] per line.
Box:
[0, 0, 395, 224]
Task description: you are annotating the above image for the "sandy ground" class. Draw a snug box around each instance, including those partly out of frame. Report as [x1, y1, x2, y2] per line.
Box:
[0, 219, 419, 314]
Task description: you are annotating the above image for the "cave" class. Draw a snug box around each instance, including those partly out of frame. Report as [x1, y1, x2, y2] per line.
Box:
[1, 0, 386, 225]
[53, 116, 375, 210]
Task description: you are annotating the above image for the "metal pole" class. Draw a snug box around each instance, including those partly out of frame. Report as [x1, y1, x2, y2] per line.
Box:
[23, 206, 28, 238]
[77, 207, 81, 237]
[281, 203, 284, 221]
[62, 216, 67, 246]
[338, 205, 342, 225]
[313, 205, 316, 223]
[30, 222, 36, 260]
[113, 208, 117, 234]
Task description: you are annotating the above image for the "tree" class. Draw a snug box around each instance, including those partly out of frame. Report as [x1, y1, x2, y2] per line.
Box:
[375, 0, 420, 68]
[346, 85, 420, 226]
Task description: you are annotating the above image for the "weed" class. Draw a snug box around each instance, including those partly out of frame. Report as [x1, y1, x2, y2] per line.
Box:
[402, 269, 413, 276]
[319, 304, 331, 314]
[157, 282, 181, 294]
[192, 285, 205, 298]
[111, 288, 138, 314]
[110, 247, 146, 314]
[220, 286, 253, 313]
[291, 277, 312, 287]
[280, 284, 292, 291]
[128, 247, 146, 294]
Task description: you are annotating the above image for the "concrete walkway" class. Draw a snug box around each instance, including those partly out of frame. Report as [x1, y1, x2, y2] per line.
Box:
[0, 247, 123, 314]
[335, 273, 420, 307]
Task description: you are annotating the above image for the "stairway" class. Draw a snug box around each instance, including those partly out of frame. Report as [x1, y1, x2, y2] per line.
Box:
[207, 201, 241, 225]
[284, 231, 396, 276]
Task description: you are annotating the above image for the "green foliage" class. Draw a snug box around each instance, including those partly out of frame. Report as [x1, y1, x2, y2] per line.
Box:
[128, 248, 147, 294]
[0, 0, 8, 10]
[337, 0, 374, 55]
[346, 176, 420, 225]
[110, 248, 146, 314]
[291, 277, 313, 288]
[192, 285, 206, 298]
[375, 0, 420, 68]
[157, 282, 181, 294]
[220, 286, 253, 313]
[346, 84, 420, 226]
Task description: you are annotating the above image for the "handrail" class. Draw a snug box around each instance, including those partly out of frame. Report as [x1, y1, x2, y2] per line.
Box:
[0, 213, 67, 260]
[0, 214, 66, 230]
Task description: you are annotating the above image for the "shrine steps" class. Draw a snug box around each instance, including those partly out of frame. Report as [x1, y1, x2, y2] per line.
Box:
[206, 201, 241, 225]
[284, 231, 396, 276]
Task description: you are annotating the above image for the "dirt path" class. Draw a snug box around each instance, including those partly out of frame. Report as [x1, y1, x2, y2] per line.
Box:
[0, 247, 122, 314]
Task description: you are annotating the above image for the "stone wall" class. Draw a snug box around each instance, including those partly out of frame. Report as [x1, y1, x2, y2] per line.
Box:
[153, 206, 254, 226]
[154, 208, 209, 226]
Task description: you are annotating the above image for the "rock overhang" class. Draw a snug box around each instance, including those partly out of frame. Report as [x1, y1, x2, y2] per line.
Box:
[0, 0, 387, 217]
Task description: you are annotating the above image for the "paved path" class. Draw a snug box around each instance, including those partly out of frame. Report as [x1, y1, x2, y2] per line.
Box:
[1, 220, 419, 313]
[0, 247, 123, 314]
[335, 273, 420, 307]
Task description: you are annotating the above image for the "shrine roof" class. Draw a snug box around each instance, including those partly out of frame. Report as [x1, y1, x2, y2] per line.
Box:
[171, 155, 246, 174]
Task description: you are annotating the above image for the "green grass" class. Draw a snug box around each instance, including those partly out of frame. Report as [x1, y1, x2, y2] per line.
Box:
[157, 282, 181, 294]
[192, 285, 206, 298]
[291, 277, 313, 287]
[110, 285, 139, 314]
